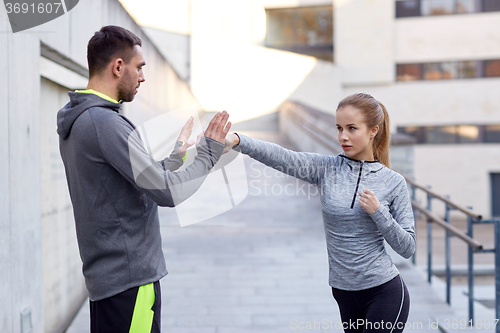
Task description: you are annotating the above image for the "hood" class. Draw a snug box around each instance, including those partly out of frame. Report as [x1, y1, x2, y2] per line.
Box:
[57, 92, 123, 140]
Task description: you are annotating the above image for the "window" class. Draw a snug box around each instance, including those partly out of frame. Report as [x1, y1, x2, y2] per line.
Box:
[485, 60, 500, 77]
[426, 126, 457, 143]
[421, 0, 456, 16]
[458, 61, 481, 78]
[485, 125, 500, 143]
[398, 124, 500, 144]
[396, 0, 499, 17]
[457, 125, 480, 143]
[397, 64, 423, 81]
[266, 5, 333, 62]
[397, 59, 500, 81]
[396, 0, 421, 17]
[424, 62, 458, 80]
[491, 173, 500, 217]
[483, 0, 500, 12]
[397, 126, 426, 143]
[455, 0, 478, 13]
[421, 0, 477, 15]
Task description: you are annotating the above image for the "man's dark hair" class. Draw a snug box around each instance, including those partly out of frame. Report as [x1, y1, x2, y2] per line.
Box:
[87, 25, 142, 78]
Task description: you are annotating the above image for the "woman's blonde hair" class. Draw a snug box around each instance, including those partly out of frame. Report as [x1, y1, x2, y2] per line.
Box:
[336, 93, 390, 168]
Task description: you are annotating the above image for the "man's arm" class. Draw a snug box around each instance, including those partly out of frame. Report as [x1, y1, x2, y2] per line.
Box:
[94, 111, 231, 207]
[161, 141, 184, 172]
[162, 117, 198, 171]
[164, 112, 231, 206]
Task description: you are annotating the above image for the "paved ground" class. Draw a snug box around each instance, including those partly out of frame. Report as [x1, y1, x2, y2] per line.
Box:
[66, 131, 497, 333]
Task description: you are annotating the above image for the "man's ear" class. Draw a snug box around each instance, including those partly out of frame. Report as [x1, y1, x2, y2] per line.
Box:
[111, 58, 125, 78]
[371, 125, 379, 139]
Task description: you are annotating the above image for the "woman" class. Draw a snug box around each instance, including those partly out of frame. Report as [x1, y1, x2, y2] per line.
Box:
[224, 93, 415, 333]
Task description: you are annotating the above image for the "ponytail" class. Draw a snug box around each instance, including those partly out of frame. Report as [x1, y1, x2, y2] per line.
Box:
[336, 93, 391, 168]
[374, 101, 390, 168]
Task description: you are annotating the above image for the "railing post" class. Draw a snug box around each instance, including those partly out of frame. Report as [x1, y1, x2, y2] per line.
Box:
[411, 185, 417, 265]
[427, 191, 433, 284]
[400, 172, 486, 327]
[467, 212, 474, 325]
[444, 201, 451, 305]
[495, 219, 500, 333]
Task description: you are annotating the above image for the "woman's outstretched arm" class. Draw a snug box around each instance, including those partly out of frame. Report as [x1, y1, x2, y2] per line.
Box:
[225, 132, 331, 186]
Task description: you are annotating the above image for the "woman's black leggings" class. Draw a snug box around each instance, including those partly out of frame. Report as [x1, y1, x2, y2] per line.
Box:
[331, 275, 410, 333]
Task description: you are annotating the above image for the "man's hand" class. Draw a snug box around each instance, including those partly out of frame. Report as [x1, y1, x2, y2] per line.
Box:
[358, 188, 380, 215]
[177, 116, 196, 158]
[204, 111, 231, 143]
[222, 133, 240, 154]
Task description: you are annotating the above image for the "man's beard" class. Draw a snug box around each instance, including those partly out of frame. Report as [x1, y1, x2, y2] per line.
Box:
[117, 68, 136, 102]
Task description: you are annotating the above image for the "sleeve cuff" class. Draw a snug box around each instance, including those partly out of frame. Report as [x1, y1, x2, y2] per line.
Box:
[179, 141, 188, 162]
[203, 137, 225, 155]
[234, 133, 250, 153]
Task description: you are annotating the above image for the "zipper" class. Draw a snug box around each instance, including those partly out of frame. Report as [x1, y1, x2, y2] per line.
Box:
[350, 161, 364, 209]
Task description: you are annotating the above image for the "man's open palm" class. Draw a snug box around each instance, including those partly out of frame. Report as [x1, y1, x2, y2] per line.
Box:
[205, 111, 231, 143]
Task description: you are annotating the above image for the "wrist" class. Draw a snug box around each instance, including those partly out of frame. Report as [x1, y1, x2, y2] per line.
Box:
[233, 133, 241, 145]
[368, 203, 382, 216]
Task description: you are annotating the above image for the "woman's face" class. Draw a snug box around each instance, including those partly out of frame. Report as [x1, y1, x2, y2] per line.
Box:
[336, 105, 378, 161]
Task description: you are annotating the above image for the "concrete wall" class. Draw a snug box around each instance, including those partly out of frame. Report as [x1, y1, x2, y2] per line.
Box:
[40, 77, 86, 333]
[343, 78, 500, 131]
[0, 0, 202, 332]
[334, 4, 500, 85]
[413, 144, 500, 219]
[395, 12, 500, 62]
[143, 28, 191, 84]
[334, 0, 395, 85]
[0, 9, 12, 333]
[0, 13, 44, 333]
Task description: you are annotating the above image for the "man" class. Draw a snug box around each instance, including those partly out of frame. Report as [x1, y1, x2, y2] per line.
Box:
[57, 25, 231, 333]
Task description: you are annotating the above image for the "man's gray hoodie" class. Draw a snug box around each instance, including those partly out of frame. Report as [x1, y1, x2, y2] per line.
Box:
[57, 92, 223, 301]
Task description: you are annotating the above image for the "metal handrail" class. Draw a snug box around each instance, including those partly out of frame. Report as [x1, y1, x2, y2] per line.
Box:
[404, 177, 495, 328]
[283, 102, 342, 154]
[287, 111, 340, 153]
[411, 199, 483, 250]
